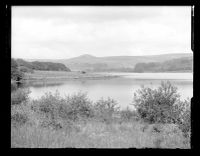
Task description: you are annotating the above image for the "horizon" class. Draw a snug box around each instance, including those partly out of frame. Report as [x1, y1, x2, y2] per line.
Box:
[13, 52, 192, 61]
[12, 6, 192, 59]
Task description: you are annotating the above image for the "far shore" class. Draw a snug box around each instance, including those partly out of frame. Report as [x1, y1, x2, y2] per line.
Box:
[23, 70, 122, 81]
[19, 70, 192, 81]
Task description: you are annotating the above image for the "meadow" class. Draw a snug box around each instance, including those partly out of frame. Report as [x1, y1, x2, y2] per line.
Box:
[11, 81, 191, 148]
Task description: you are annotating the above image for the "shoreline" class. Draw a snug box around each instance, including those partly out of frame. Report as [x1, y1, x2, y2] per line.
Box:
[23, 70, 122, 82]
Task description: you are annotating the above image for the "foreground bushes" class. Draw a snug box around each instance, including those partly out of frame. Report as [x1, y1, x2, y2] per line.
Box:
[132, 81, 191, 138]
[11, 88, 30, 105]
[93, 97, 120, 123]
[120, 107, 140, 122]
[133, 81, 181, 124]
[11, 81, 191, 148]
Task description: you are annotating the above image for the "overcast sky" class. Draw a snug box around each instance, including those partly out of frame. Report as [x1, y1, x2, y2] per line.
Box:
[12, 6, 192, 59]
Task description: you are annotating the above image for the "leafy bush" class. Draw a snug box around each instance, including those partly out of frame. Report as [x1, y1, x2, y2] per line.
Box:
[94, 97, 119, 123]
[133, 81, 181, 124]
[11, 112, 28, 127]
[173, 98, 191, 138]
[11, 88, 30, 105]
[32, 91, 94, 129]
[11, 102, 32, 127]
[63, 92, 94, 120]
[11, 58, 24, 81]
[120, 107, 139, 122]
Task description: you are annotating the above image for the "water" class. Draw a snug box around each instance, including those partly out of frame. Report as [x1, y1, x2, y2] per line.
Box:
[27, 73, 193, 109]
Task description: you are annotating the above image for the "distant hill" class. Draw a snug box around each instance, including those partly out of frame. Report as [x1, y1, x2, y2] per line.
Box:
[134, 56, 193, 73]
[16, 59, 71, 72]
[24, 53, 193, 72]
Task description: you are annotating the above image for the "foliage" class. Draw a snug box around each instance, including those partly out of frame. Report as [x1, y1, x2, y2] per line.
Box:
[11, 58, 24, 81]
[120, 107, 139, 122]
[11, 88, 30, 105]
[93, 97, 120, 123]
[31, 91, 94, 129]
[173, 98, 191, 138]
[63, 92, 94, 120]
[133, 81, 181, 124]
[19, 66, 34, 73]
[134, 57, 193, 72]
[11, 100, 32, 128]
[11, 112, 28, 127]
[11, 87, 191, 148]
[16, 59, 71, 72]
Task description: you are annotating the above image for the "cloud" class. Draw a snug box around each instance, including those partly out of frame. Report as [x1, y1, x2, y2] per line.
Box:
[12, 6, 192, 59]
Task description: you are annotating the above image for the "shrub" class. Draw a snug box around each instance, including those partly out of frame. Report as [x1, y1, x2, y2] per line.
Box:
[133, 81, 181, 124]
[11, 88, 30, 105]
[94, 97, 119, 123]
[32, 91, 94, 129]
[11, 102, 32, 127]
[120, 107, 139, 122]
[173, 98, 191, 138]
[63, 92, 94, 120]
[11, 113, 28, 127]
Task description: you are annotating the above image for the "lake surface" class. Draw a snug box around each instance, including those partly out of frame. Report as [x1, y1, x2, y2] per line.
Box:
[27, 73, 193, 109]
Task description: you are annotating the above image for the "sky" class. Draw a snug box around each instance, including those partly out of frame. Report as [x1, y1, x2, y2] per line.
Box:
[12, 6, 192, 59]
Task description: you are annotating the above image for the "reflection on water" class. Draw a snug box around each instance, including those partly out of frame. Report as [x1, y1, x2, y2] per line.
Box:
[26, 73, 193, 109]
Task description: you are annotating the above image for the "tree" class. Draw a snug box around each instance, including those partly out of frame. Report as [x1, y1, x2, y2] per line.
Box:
[11, 58, 24, 81]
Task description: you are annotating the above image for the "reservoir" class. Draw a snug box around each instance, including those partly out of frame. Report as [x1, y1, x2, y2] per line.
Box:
[26, 72, 193, 109]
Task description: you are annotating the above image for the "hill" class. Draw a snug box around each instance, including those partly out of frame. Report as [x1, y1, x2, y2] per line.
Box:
[16, 59, 71, 72]
[24, 53, 193, 72]
[134, 56, 193, 73]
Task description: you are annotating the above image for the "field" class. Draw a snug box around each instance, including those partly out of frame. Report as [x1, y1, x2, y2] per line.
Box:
[24, 70, 120, 81]
[11, 120, 188, 148]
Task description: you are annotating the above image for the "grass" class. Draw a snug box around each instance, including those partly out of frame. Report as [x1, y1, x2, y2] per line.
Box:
[11, 82, 191, 148]
[24, 70, 120, 81]
[11, 119, 189, 148]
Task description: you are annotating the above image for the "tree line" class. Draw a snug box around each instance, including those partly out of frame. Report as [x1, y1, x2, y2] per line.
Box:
[134, 57, 193, 73]
[11, 58, 71, 82]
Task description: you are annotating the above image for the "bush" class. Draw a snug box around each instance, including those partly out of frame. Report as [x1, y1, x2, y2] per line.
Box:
[63, 92, 94, 120]
[11, 102, 32, 127]
[120, 107, 139, 122]
[133, 81, 181, 124]
[11, 88, 30, 105]
[32, 91, 94, 129]
[94, 97, 119, 123]
[173, 98, 191, 138]
[11, 113, 28, 127]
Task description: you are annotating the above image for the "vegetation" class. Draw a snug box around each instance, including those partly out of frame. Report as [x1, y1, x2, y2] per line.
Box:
[133, 81, 180, 124]
[133, 81, 191, 139]
[11, 88, 30, 105]
[11, 58, 24, 81]
[23, 70, 120, 81]
[55, 53, 192, 72]
[16, 59, 71, 72]
[134, 57, 193, 73]
[11, 81, 191, 148]
[18, 66, 34, 73]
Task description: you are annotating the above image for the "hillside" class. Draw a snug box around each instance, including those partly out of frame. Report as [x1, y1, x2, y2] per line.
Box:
[24, 53, 193, 72]
[16, 59, 71, 72]
[134, 56, 193, 73]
